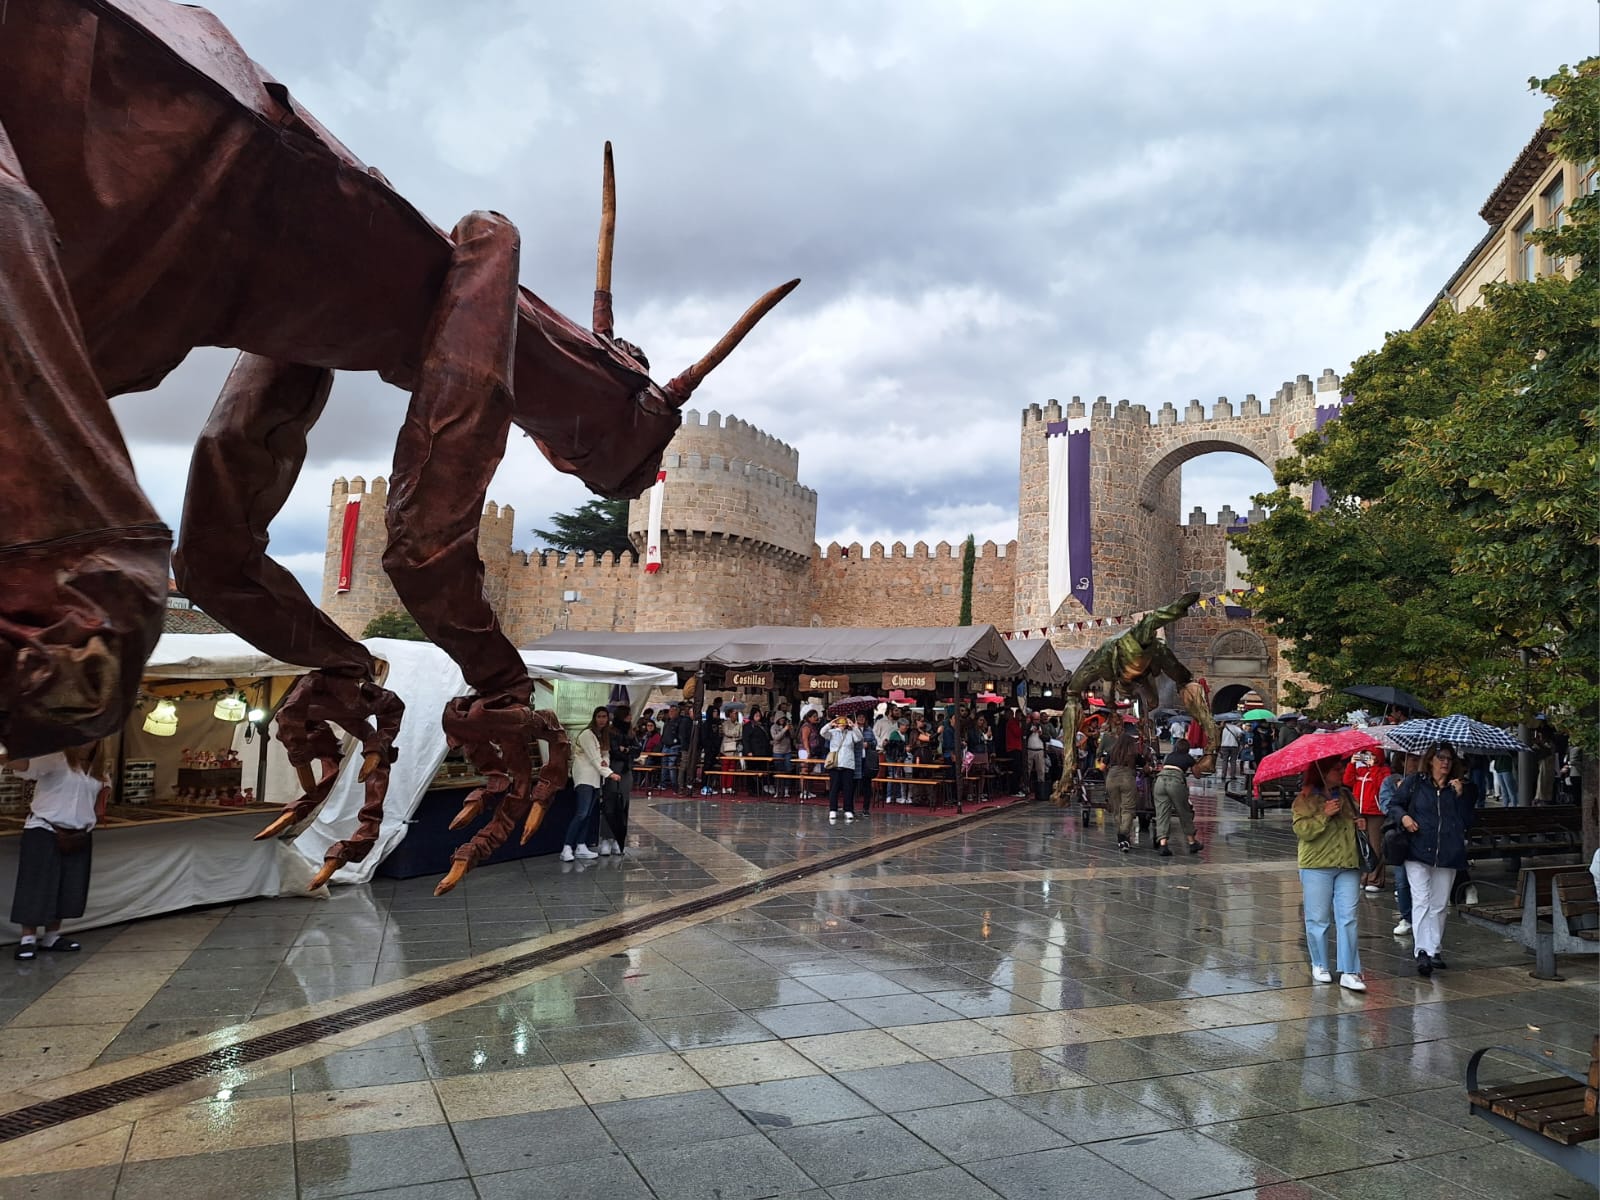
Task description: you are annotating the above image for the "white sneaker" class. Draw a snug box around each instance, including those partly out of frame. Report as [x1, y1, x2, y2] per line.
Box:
[1393, 919, 1412, 936]
[1362, 884, 1381, 893]
[1311, 966, 1333, 984]
[845, 813, 855, 822]
[828, 812, 837, 823]
[560, 846, 575, 862]
[597, 840, 613, 856]
[574, 844, 598, 860]
[1339, 973, 1367, 993]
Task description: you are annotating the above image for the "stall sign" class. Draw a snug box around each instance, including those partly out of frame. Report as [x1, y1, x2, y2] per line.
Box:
[882, 671, 935, 691]
[729, 670, 774, 688]
[800, 673, 847, 692]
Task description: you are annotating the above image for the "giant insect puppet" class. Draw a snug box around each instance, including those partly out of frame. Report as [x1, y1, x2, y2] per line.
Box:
[1049, 593, 1220, 807]
[0, 0, 797, 895]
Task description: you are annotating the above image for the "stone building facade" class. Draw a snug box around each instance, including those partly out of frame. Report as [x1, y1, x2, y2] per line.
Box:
[322, 374, 1340, 708]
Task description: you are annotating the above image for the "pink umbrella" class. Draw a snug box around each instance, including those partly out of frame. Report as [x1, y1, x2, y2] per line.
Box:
[1254, 727, 1380, 786]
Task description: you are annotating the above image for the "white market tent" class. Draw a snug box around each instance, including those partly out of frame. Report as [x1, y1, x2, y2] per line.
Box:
[4, 635, 672, 935]
[294, 639, 675, 884]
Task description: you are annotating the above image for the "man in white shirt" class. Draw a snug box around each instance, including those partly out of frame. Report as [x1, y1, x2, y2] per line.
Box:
[1218, 722, 1241, 781]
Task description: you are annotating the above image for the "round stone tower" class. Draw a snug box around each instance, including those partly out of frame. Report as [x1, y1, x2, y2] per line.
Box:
[626, 410, 817, 629]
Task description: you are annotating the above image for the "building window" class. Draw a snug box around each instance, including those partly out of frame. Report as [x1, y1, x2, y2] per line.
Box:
[1544, 176, 1567, 269]
[1581, 160, 1597, 197]
[1515, 213, 1538, 281]
[1544, 175, 1566, 225]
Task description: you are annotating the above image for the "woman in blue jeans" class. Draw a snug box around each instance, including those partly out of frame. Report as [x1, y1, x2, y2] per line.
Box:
[563, 707, 618, 862]
[1290, 757, 1366, 993]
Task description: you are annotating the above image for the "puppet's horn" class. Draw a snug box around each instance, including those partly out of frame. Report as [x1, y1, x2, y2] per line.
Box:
[593, 141, 617, 338]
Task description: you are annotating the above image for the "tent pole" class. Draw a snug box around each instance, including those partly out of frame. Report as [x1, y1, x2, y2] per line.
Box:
[952, 671, 964, 814]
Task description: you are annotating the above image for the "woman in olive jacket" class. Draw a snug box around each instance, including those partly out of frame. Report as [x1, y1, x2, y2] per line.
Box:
[1388, 741, 1476, 975]
[1290, 757, 1366, 992]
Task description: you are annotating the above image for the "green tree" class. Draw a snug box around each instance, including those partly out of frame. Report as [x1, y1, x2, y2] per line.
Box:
[958, 535, 976, 626]
[362, 610, 428, 641]
[531, 498, 633, 556]
[1233, 59, 1598, 773]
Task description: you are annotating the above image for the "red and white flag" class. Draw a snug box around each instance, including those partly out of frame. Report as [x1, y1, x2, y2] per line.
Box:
[644, 470, 666, 574]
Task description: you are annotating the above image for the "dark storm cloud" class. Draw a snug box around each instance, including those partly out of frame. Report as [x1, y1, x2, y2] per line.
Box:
[112, 0, 1592, 594]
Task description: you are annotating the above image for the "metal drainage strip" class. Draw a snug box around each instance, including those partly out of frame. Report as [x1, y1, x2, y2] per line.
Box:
[0, 800, 1015, 1142]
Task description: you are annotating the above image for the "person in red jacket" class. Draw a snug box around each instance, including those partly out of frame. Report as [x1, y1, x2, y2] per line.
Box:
[1344, 751, 1391, 891]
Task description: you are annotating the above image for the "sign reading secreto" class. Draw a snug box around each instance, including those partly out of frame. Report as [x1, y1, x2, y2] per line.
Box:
[882, 672, 935, 691]
[799, 673, 848, 692]
[728, 670, 774, 688]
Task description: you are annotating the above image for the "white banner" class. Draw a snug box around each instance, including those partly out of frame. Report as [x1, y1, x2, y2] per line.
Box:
[645, 469, 665, 574]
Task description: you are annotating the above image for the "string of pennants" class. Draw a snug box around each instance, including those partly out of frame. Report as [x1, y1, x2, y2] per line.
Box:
[999, 586, 1266, 640]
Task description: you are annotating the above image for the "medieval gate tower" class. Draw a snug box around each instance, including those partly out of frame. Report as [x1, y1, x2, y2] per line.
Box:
[1015, 368, 1342, 706]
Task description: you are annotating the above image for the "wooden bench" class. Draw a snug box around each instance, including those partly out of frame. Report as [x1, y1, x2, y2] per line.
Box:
[873, 775, 945, 808]
[1461, 864, 1599, 979]
[1466, 1035, 1598, 1186]
[1465, 804, 1582, 866]
[1223, 772, 1299, 819]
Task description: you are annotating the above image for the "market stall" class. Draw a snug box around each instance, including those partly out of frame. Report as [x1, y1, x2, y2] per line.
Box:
[0, 633, 315, 935]
[0, 634, 674, 932]
[294, 641, 676, 883]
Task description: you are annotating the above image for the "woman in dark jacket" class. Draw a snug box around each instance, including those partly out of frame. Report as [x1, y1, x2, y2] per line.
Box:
[1388, 741, 1476, 975]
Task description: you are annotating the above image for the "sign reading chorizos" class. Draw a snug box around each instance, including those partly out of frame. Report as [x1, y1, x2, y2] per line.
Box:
[799, 673, 847, 692]
[882, 672, 935, 690]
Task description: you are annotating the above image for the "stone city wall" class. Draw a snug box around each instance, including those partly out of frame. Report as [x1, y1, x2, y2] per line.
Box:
[320, 476, 519, 640]
[809, 540, 1017, 629]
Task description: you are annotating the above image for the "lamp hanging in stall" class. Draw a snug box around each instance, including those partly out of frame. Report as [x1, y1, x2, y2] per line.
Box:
[213, 691, 248, 722]
[143, 698, 179, 737]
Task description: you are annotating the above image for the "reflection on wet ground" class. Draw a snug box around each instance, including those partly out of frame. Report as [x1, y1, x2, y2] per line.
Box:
[0, 790, 1592, 1198]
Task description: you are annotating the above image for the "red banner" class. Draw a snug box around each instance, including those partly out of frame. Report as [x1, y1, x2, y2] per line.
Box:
[336, 495, 361, 593]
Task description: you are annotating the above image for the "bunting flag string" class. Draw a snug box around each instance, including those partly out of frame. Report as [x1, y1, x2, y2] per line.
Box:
[999, 586, 1266, 641]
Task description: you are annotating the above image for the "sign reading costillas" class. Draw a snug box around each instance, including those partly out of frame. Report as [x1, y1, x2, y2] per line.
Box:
[882, 671, 935, 691]
[729, 670, 774, 688]
[800, 673, 847, 692]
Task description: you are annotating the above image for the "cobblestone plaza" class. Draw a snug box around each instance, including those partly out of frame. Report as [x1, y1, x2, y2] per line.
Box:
[0, 791, 1591, 1199]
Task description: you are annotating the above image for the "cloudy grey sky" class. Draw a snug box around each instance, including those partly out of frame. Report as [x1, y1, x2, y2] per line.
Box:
[116, 0, 1592, 594]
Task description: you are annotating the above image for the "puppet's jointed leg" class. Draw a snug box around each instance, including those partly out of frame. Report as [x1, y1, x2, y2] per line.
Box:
[172, 354, 404, 885]
[380, 213, 573, 894]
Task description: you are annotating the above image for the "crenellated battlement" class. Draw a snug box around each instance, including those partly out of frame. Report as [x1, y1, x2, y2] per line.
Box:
[673, 408, 801, 478]
[1020, 369, 1340, 431]
[661, 451, 817, 504]
[1182, 504, 1269, 532]
[815, 539, 1016, 561]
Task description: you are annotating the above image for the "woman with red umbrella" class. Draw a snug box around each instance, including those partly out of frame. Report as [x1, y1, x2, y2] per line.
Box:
[1291, 755, 1367, 993]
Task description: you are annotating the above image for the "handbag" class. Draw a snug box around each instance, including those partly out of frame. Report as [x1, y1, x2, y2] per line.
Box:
[1354, 823, 1378, 875]
[1381, 819, 1410, 867]
[48, 823, 90, 855]
[823, 751, 838, 770]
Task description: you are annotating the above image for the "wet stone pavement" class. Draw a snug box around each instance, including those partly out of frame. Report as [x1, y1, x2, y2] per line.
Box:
[0, 787, 1593, 1199]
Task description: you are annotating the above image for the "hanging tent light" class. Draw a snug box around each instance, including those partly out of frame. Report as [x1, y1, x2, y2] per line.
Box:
[213, 691, 247, 722]
[143, 699, 179, 737]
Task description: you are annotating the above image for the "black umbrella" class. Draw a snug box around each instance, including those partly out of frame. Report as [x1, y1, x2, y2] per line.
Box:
[1341, 685, 1431, 716]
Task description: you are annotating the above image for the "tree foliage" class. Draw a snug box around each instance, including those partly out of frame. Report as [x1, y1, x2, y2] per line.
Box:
[959, 535, 976, 625]
[1233, 58, 1599, 751]
[530, 498, 633, 556]
[362, 610, 428, 641]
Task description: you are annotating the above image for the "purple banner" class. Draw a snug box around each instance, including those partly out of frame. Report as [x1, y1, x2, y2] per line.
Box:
[1308, 394, 1348, 512]
[1067, 419, 1093, 614]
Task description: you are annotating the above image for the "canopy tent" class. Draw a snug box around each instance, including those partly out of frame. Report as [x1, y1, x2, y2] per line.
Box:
[531, 624, 1025, 679]
[142, 633, 316, 681]
[296, 640, 676, 884]
[526, 630, 731, 676]
[1010, 639, 1070, 686]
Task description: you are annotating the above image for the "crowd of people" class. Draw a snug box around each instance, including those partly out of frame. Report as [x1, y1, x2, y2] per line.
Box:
[617, 696, 1080, 814]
